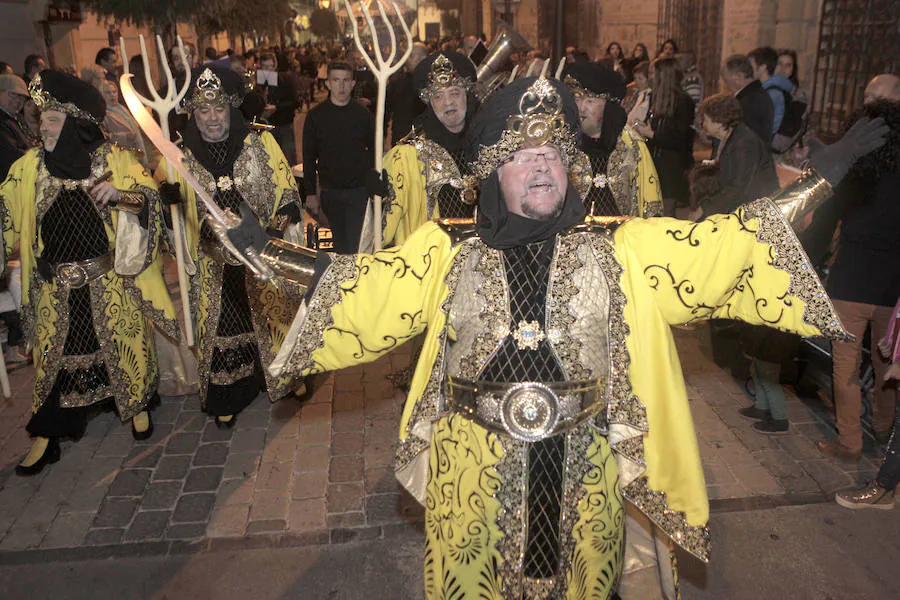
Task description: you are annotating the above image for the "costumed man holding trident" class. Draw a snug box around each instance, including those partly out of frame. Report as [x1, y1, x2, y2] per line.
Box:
[0, 71, 178, 475]
[563, 61, 663, 218]
[363, 50, 480, 249]
[154, 65, 304, 429]
[218, 73, 888, 598]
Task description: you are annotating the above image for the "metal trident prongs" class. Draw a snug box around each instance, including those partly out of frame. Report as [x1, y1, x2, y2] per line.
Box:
[343, 0, 413, 251]
[119, 35, 195, 347]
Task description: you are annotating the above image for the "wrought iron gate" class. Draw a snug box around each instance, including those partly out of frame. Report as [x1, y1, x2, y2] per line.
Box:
[656, 0, 722, 97]
[810, 1, 900, 140]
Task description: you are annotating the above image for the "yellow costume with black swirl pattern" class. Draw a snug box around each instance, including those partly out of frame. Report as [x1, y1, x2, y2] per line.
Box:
[272, 183, 849, 599]
[0, 144, 177, 421]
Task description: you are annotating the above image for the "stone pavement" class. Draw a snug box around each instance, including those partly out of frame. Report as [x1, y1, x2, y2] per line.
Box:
[0, 321, 888, 564]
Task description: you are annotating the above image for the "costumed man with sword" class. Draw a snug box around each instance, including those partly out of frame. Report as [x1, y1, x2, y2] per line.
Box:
[146, 65, 305, 429]
[1, 71, 179, 475]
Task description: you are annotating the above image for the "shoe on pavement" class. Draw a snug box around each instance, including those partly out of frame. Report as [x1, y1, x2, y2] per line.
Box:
[753, 419, 790, 435]
[816, 440, 862, 461]
[738, 406, 770, 422]
[835, 482, 895, 510]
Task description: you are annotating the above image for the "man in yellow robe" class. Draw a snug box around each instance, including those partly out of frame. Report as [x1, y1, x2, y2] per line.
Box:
[564, 62, 663, 217]
[0, 71, 178, 475]
[363, 51, 479, 250]
[157, 65, 302, 428]
[223, 77, 887, 598]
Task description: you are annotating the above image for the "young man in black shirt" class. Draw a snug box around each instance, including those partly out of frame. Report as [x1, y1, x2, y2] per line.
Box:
[303, 62, 375, 253]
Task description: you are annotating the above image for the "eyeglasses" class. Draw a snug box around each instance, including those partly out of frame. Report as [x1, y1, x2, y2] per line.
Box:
[503, 150, 563, 167]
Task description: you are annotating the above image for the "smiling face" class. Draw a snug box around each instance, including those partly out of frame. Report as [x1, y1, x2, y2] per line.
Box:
[40, 110, 66, 152]
[575, 96, 606, 138]
[429, 86, 467, 133]
[498, 146, 568, 221]
[193, 104, 231, 142]
[776, 54, 795, 80]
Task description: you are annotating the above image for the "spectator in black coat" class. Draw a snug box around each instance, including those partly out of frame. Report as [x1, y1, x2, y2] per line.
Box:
[386, 42, 429, 144]
[631, 56, 694, 216]
[694, 93, 777, 217]
[721, 54, 774, 144]
[813, 91, 900, 461]
[257, 53, 300, 164]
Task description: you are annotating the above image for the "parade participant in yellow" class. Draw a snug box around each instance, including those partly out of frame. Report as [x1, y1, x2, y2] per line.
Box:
[364, 51, 479, 249]
[224, 77, 887, 599]
[564, 61, 662, 217]
[157, 66, 302, 428]
[0, 71, 178, 475]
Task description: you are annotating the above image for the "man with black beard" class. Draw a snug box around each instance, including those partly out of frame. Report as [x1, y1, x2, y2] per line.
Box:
[220, 75, 886, 598]
[563, 62, 662, 217]
[810, 74, 900, 466]
[364, 51, 479, 249]
[157, 66, 303, 429]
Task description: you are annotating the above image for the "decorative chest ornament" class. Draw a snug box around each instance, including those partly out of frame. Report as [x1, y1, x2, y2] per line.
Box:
[512, 319, 546, 351]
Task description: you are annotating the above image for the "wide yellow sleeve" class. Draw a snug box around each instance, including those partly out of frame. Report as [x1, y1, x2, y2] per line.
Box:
[0, 152, 37, 261]
[0, 150, 40, 300]
[258, 131, 301, 222]
[274, 221, 453, 376]
[382, 144, 428, 247]
[631, 134, 663, 218]
[615, 198, 850, 340]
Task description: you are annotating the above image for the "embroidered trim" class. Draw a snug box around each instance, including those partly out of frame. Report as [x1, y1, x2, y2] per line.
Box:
[741, 198, 852, 342]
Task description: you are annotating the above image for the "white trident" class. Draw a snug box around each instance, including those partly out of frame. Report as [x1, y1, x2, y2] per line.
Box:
[343, 0, 412, 251]
[118, 35, 195, 347]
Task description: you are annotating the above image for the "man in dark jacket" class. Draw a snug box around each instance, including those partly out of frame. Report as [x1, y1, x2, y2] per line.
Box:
[386, 42, 428, 145]
[721, 54, 773, 144]
[0, 74, 34, 179]
[256, 53, 300, 164]
[815, 83, 900, 463]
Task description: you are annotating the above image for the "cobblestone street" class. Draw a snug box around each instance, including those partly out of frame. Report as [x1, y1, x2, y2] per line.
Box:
[0, 318, 889, 578]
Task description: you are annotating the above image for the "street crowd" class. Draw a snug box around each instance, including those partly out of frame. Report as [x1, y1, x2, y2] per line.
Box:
[0, 23, 898, 599]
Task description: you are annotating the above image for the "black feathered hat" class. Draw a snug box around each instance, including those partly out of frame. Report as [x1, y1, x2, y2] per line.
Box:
[183, 65, 244, 111]
[562, 61, 626, 102]
[466, 75, 581, 181]
[413, 51, 476, 101]
[28, 70, 106, 125]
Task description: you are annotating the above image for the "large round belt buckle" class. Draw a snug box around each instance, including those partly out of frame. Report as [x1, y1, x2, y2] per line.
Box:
[500, 382, 559, 442]
[56, 263, 87, 288]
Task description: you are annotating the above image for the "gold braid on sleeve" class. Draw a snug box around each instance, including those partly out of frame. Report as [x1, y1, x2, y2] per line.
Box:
[259, 238, 318, 286]
[768, 168, 833, 233]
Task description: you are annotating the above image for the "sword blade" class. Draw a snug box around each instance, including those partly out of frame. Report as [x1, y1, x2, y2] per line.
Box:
[120, 74, 229, 225]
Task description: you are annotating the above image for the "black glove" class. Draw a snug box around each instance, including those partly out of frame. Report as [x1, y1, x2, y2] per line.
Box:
[808, 116, 889, 185]
[158, 182, 182, 206]
[226, 203, 269, 254]
[36, 257, 54, 281]
[365, 168, 391, 198]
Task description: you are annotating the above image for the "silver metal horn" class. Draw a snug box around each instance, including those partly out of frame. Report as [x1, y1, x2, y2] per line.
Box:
[474, 23, 531, 101]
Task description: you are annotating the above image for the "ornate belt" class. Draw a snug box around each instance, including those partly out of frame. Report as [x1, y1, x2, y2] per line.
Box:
[201, 239, 242, 266]
[445, 376, 608, 442]
[54, 252, 114, 289]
